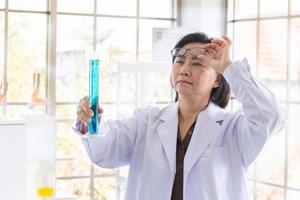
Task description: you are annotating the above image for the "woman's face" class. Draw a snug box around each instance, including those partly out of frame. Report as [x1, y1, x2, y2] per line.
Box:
[171, 42, 220, 100]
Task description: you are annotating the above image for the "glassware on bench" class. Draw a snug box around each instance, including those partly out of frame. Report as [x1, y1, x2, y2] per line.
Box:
[35, 160, 55, 200]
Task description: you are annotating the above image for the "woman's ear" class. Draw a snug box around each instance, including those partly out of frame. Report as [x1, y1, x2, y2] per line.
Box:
[212, 74, 221, 88]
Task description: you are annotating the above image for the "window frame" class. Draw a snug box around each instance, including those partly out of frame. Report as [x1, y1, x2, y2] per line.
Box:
[227, 0, 300, 199]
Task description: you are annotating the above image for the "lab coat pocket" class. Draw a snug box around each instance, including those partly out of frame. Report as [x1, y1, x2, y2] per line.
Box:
[197, 146, 230, 199]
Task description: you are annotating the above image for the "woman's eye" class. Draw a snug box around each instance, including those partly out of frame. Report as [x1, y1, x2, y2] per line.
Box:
[176, 60, 184, 64]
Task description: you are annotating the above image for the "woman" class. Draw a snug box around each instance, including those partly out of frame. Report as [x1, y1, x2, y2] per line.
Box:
[74, 32, 285, 200]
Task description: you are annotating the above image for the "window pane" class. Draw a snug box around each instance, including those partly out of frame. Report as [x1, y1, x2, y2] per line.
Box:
[247, 180, 254, 200]
[56, 178, 90, 199]
[56, 105, 77, 120]
[227, 23, 234, 57]
[94, 166, 117, 176]
[259, 20, 287, 101]
[265, 80, 287, 101]
[227, 0, 233, 20]
[291, 0, 300, 14]
[147, 72, 172, 103]
[58, 0, 94, 14]
[247, 163, 255, 179]
[288, 104, 300, 189]
[97, 17, 136, 63]
[57, 15, 93, 55]
[101, 104, 117, 119]
[259, 20, 287, 80]
[97, 17, 136, 102]
[56, 159, 91, 177]
[96, 17, 136, 103]
[139, 19, 172, 62]
[94, 177, 116, 200]
[256, 128, 285, 185]
[9, 0, 47, 11]
[56, 122, 88, 159]
[287, 190, 300, 200]
[99, 70, 117, 104]
[290, 19, 300, 102]
[6, 105, 27, 117]
[235, 0, 257, 19]
[7, 13, 47, 103]
[118, 72, 137, 103]
[260, 0, 288, 17]
[137, 70, 149, 104]
[140, 0, 173, 18]
[255, 184, 284, 199]
[119, 166, 129, 199]
[56, 15, 93, 102]
[0, 0, 4, 9]
[117, 66, 172, 106]
[233, 21, 257, 75]
[55, 121, 93, 182]
[97, 0, 136, 16]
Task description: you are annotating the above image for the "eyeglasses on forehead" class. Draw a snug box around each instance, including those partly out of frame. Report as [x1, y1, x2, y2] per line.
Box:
[171, 47, 206, 57]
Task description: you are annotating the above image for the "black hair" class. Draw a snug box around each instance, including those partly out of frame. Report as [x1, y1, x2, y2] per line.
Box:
[172, 32, 231, 108]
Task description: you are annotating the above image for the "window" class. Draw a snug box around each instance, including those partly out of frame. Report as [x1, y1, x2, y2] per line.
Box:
[227, 0, 300, 199]
[56, 0, 176, 198]
[1, 2, 48, 117]
[0, 0, 176, 199]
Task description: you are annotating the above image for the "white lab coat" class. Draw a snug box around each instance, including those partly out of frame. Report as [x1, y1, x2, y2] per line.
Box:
[78, 58, 285, 200]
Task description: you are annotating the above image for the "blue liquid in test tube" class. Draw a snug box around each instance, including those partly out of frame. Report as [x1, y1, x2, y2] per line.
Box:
[88, 59, 99, 134]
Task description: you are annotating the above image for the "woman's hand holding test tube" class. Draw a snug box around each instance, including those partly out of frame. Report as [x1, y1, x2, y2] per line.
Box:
[76, 96, 103, 134]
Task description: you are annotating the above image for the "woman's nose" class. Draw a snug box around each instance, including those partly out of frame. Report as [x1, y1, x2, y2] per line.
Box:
[179, 63, 190, 76]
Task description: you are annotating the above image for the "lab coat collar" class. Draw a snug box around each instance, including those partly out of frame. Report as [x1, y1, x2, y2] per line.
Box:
[157, 101, 227, 176]
[159, 101, 226, 123]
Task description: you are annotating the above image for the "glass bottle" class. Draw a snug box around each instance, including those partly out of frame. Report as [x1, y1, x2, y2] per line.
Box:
[35, 161, 55, 200]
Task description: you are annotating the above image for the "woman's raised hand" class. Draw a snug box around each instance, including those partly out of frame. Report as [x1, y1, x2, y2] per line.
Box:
[201, 36, 233, 74]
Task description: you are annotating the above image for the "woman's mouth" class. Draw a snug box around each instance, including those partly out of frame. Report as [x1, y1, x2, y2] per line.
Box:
[177, 80, 192, 85]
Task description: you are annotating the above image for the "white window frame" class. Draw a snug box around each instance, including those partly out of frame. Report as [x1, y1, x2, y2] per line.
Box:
[227, 0, 300, 199]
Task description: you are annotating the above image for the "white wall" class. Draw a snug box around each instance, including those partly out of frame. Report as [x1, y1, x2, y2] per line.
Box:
[179, 0, 227, 38]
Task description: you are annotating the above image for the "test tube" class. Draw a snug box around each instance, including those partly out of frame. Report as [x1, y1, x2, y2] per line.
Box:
[88, 58, 99, 134]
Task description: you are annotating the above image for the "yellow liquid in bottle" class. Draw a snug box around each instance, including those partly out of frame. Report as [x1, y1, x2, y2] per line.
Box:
[37, 187, 54, 197]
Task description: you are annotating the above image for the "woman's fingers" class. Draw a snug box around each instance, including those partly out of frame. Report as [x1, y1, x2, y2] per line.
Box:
[77, 96, 105, 126]
[205, 48, 217, 56]
[211, 39, 226, 47]
[222, 35, 232, 45]
[212, 36, 232, 48]
[77, 96, 94, 125]
[80, 96, 91, 111]
[202, 43, 219, 58]
[202, 43, 218, 51]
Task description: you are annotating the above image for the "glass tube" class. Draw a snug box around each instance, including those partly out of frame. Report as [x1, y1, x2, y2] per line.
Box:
[88, 58, 99, 134]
